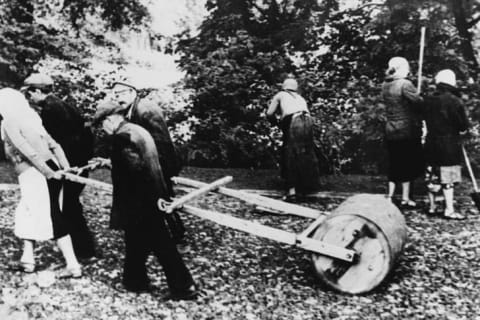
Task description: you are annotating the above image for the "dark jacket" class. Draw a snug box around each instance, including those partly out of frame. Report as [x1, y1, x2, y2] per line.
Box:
[110, 121, 169, 230]
[128, 100, 181, 191]
[423, 83, 469, 166]
[381, 77, 423, 141]
[38, 95, 94, 166]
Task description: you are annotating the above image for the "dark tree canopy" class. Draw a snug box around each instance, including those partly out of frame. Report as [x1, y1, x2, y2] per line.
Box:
[0, 0, 150, 85]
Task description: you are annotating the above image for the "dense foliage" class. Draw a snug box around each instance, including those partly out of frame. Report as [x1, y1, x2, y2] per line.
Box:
[0, 0, 149, 86]
[173, 0, 480, 173]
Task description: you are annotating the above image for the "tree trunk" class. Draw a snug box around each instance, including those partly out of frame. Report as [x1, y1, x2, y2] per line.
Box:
[449, 0, 479, 75]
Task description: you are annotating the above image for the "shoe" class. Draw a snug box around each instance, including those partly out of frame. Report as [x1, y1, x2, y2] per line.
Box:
[443, 211, 466, 220]
[76, 251, 97, 261]
[78, 255, 99, 265]
[400, 199, 416, 208]
[165, 285, 200, 301]
[281, 194, 296, 203]
[57, 266, 82, 279]
[425, 207, 440, 216]
[9, 261, 35, 273]
[123, 283, 152, 293]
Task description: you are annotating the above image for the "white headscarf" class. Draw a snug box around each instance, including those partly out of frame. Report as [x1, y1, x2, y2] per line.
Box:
[386, 57, 410, 79]
[435, 69, 456, 87]
[0, 88, 45, 138]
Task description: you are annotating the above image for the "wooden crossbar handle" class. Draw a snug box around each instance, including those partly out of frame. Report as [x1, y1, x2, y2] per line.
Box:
[172, 176, 322, 219]
[162, 176, 233, 213]
[61, 172, 113, 191]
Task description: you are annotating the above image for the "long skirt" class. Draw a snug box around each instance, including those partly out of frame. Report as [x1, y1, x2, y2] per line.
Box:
[280, 112, 320, 194]
[386, 138, 424, 183]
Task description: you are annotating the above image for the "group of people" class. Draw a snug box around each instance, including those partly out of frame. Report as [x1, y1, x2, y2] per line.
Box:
[382, 57, 469, 220]
[0, 58, 471, 301]
[0, 74, 198, 301]
[265, 57, 470, 220]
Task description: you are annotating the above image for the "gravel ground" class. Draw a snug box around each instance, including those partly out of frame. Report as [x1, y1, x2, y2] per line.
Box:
[0, 166, 479, 319]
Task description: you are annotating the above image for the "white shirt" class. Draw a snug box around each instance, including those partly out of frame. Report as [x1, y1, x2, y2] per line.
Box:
[267, 91, 308, 119]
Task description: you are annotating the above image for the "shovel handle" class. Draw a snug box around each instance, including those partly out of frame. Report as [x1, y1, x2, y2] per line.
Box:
[462, 146, 479, 192]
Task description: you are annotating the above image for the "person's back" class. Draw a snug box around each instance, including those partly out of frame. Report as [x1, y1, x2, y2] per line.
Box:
[382, 77, 422, 140]
[39, 95, 93, 166]
[423, 85, 468, 139]
[422, 69, 467, 220]
[110, 121, 168, 229]
[269, 91, 308, 119]
[266, 77, 319, 201]
[130, 100, 180, 179]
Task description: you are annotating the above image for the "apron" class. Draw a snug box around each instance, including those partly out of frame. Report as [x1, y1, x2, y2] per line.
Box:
[15, 167, 54, 240]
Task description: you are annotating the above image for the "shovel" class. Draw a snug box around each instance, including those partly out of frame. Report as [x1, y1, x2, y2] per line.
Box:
[462, 146, 480, 210]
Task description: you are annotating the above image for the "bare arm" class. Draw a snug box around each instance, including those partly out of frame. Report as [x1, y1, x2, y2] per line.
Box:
[266, 93, 281, 117]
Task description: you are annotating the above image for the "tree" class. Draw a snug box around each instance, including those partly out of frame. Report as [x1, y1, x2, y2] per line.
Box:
[0, 0, 150, 85]
[174, 0, 480, 171]
[448, 0, 480, 72]
[174, 0, 326, 167]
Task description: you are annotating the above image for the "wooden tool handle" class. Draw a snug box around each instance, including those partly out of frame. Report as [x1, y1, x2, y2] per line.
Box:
[462, 146, 479, 192]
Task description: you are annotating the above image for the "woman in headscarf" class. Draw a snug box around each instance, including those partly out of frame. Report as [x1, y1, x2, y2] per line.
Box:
[0, 88, 82, 277]
[381, 57, 424, 207]
[266, 76, 320, 202]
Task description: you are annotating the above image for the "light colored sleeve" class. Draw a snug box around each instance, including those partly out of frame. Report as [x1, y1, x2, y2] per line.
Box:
[401, 80, 423, 105]
[266, 93, 281, 117]
[3, 121, 56, 177]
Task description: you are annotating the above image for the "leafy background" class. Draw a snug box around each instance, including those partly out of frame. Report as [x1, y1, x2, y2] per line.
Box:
[1, 0, 480, 172]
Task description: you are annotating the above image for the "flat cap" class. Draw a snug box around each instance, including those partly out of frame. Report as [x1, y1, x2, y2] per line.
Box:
[92, 101, 126, 125]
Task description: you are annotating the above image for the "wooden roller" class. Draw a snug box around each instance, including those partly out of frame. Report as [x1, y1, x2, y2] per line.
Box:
[311, 194, 407, 294]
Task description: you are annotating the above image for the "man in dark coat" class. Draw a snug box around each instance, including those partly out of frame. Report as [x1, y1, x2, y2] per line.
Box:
[423, 69, 469, 220]
[92, 102, 197, 299]
[22, 73, 96, 259]
[109, 83, 186, 244]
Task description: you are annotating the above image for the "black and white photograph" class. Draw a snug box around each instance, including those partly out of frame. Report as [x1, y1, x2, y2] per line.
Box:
[0, 0, 479, 319]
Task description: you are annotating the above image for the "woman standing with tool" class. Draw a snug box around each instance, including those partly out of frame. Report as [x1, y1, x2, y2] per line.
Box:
[381, 57, 424, 207]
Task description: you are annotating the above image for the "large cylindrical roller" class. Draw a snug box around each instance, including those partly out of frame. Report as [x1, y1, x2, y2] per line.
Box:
[311, 194, 407, 294]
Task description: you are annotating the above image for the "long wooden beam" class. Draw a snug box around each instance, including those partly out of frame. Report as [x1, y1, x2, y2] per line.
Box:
[61, 172, 113, 191]
[172, 177, 322, 219]
[163, 176, 233, 213]
[180, 204, 354, 262]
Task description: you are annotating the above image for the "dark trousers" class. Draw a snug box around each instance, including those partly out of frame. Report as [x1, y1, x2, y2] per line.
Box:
[46, 160, 69, 239]
[123, 215, 194, 293]
[164, 179, 186, 243]
[63, 180, 96, 258]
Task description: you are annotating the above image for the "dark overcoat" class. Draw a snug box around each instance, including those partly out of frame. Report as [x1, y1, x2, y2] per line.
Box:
[128, 99, 181, 194]
[423, 84, 469, 166]
[110, 121, 169, 230]
[39, 95, 93, 166]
